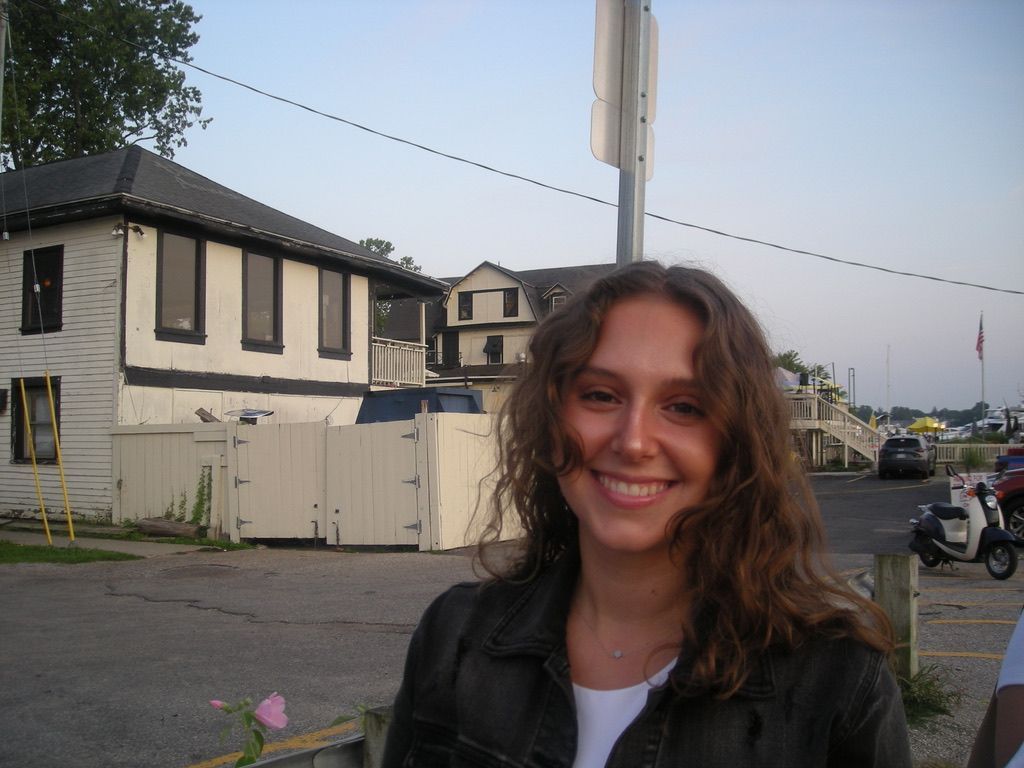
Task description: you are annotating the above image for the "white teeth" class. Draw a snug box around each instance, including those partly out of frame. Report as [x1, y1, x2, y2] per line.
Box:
[598, 474, 668, 497]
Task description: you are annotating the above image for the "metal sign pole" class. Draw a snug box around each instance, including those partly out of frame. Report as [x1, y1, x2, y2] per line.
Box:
[615, 0, 652, 266]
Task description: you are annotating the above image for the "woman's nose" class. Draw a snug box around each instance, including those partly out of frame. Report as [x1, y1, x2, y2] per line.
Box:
[612, 404, 657, 461]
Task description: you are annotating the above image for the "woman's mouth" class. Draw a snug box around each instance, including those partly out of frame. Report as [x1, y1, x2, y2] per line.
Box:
[596, 472, 671, 498]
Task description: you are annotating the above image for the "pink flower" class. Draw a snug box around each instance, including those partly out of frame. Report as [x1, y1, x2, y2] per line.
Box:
[253, 692, 288, 730]
[209, 699, 226, 710]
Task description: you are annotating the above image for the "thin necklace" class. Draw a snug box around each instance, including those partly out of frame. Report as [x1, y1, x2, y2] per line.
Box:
[575, 610, 682, 660]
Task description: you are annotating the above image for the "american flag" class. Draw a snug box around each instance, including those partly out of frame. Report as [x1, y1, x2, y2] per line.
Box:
[976, 315, 984, 361]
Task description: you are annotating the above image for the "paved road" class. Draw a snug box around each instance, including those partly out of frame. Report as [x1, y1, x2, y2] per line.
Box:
[1, 475, 1020, 768]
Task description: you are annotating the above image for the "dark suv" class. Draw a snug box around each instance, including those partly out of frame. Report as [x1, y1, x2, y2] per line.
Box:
[878, 435, 937, 479]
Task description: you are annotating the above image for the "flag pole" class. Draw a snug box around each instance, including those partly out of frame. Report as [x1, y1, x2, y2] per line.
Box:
[978, 312, 985, 430]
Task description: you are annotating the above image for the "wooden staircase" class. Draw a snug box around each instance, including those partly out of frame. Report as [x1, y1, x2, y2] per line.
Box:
[786, 394, 880, 466]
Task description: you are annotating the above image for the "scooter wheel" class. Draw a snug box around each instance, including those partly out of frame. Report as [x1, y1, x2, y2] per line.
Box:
[985, 542, 1018, 581]
[918, 551, 942, 568]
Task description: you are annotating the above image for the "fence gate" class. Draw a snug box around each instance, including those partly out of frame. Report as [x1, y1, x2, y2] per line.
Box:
[324, 419, 423, 547]
[226, 422, 326, 541]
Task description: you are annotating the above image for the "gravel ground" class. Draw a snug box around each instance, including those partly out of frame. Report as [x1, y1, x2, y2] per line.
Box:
[905, 563, 1021, 768]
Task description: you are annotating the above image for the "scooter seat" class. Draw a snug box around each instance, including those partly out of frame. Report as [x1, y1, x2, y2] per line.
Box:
[927, 502, 967, 521]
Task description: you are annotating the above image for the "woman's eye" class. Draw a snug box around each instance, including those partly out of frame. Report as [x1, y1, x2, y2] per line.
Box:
[580, 389, 617, 404]
[668, 401, 703, 417]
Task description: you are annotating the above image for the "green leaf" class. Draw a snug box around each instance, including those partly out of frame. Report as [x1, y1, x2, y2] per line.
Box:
[3, 0, 209, 169]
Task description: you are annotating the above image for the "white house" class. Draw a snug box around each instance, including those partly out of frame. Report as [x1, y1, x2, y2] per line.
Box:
[385, 261, 617, 410]
[1, 146, 445, 518]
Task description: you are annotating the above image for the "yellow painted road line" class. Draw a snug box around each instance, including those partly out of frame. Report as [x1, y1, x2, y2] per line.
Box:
[184, 719, 361, 768]
[920, 587, 1023, 593]
[920, 601, 1023, 607]
[817, 482, 931, 495]
[921, 651, 1005, 660]
[927, 619, 1018, 625]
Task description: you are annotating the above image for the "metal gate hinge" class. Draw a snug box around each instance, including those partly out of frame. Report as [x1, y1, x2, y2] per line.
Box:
[403, 520, 422, 534]
[234, 477, 251, 488]
[402, 475, 420, 489]
[401, 427, 418, 441]
[233, 436, 249, 447]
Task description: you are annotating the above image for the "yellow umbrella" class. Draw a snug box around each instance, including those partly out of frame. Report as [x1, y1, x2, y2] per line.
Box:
[908, 416, 941, 433]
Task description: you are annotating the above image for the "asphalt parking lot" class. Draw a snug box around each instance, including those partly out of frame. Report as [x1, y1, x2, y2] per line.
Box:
[1, 473, 1020, 768]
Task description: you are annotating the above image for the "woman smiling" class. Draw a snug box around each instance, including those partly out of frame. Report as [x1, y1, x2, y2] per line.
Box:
[383, 260, 911, 768]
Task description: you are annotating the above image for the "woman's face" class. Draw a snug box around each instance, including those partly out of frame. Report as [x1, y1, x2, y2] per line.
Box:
[557, 294, 720, 560]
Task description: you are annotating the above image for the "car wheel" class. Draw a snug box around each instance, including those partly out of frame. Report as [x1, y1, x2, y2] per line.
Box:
[985, 542, 1018, 580]
[1006, 499, 1024, 538]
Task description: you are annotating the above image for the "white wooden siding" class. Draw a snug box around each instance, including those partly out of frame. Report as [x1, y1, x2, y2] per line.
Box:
[0, 219, 123, 517]
[115, 383, 362, 426]
[123, 228, 370, 389]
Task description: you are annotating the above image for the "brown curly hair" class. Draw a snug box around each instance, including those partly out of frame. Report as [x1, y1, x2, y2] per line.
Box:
[481, 260, 892, 697]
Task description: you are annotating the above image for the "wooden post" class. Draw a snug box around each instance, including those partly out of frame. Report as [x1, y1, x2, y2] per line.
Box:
[874, 553, 919, 678]
[362, 706, 393, 768]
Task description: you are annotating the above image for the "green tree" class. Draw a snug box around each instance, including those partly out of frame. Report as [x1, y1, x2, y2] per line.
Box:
[360, 237, 422, 335]
[772, 349, 806, 373]
[397, 254, 421, 273]
[3, 0, 209, 169]
[359, 238, 394, 260]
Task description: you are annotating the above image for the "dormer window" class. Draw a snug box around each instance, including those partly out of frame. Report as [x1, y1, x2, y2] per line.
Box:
[458, 291, 473, 320]
[503, 288, 518, 317]
[550, 294, 567, 310]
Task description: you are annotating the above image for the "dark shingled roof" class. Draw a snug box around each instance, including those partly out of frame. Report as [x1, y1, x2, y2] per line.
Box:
[1, 146, 446, 296]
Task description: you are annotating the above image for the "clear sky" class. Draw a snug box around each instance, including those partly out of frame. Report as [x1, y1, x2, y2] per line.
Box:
[170, 0, 1024, 414]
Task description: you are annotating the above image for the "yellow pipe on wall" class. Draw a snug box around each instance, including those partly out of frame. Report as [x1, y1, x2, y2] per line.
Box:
[43, 372, 75, 543]
[19, 378, 52, 546]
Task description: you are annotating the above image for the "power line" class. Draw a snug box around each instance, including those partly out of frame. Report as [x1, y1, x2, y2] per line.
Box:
[19, 0, 1024, 296]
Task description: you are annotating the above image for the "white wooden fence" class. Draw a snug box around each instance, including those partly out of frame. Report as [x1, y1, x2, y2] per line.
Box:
[111, 413, 508, 550]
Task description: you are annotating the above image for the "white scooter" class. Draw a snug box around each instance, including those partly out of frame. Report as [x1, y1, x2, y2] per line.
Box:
[909, 466, 1020, 580]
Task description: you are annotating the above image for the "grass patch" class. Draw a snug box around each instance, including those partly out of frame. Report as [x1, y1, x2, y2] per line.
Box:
[0, 539, 143, 564]
[2, 523, 254, 551]
[900, 664, 961, 726]
[75, 530, 254, 550]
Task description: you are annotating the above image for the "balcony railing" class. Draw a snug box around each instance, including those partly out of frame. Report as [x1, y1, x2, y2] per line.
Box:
[372, 337, 427, 388]
[786, 393, 880, 463]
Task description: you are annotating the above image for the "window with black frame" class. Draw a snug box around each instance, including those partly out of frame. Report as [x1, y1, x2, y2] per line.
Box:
[483, 335, 503, 365]
[11, 377, 59, 462]
[156, 232, 205, 342]
[21, 246, 63, 334]
[503, 288, 518, 317]
[319, 268, 351, 359]
[242, 252, 283, 352]
[458, 291, 473, 320]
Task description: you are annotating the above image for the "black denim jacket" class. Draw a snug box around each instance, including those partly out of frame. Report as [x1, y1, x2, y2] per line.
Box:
[382, 551, 912, 768]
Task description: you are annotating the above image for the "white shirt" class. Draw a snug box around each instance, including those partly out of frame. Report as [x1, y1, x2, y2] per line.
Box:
[571, 661, 675, 768]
